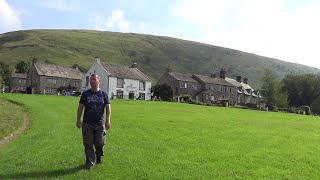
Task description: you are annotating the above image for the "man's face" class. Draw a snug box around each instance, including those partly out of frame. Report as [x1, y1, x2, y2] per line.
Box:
[90, 75, 100, 88]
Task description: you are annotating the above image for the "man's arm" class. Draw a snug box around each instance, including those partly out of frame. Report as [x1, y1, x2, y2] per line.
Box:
[77, 103, 84, 128]
[105, 104, 111, 130]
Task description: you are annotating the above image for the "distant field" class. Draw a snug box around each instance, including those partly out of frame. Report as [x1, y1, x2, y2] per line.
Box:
[0, 93, 320, 179]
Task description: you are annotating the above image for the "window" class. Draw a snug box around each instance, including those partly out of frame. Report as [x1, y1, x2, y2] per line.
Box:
[180, 82, 187, 88]
[47, 78, 57, 84]
[230, 87, 233, 93]
[139, 81, 145, 91]
[220, 86, 223, 92]
[138, 93, 145, 100]
[46, 88, 55, 93]
[117, 78, 124, 88]
[19, 79, 26, 83]
[85, 76, 89, 86]
[192, 83, 197, 90]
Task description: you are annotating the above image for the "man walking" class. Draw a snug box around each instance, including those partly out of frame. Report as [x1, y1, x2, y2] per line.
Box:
[77, 74, 111, 170]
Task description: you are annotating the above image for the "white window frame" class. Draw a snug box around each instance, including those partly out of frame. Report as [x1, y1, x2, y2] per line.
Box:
[139, 81, 145, 91]
[180, 82, 187, 89]
[117, 78, 124, 88]
[47, 78, 57, 84]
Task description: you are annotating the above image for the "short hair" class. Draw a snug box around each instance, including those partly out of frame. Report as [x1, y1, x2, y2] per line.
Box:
[90, 74, 100, 80]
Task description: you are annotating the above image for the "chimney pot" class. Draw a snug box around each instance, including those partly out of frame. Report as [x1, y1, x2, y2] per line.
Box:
[95, 57, 101, 63]
[236, 76, 242, 83]
[131, 62, 137, 68]
[243, 78, 248, 84]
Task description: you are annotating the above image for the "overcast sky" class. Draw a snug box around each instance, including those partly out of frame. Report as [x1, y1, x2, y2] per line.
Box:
[1, 0, 320, 69]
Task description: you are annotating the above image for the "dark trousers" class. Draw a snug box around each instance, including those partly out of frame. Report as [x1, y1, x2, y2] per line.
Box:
[82, 123, 106, 166]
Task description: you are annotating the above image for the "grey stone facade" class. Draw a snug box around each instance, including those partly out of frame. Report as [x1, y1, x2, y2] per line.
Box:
[27, 58, 83, 94]
[157, 68, 261, 106]
[9, 73, 27, 93]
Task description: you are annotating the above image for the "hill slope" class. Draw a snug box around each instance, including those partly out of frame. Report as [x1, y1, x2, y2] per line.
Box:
[1, 29, 319, 87]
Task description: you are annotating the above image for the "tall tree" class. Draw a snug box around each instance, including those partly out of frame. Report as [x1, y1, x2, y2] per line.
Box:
[15, 60, 31, 73]
[260, 69, 287, 110]
[282, 73, 320, 107]
[0, 62, 11, 85]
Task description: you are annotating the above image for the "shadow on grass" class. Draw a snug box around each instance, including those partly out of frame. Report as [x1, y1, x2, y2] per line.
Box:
[0, 165, 84, 179]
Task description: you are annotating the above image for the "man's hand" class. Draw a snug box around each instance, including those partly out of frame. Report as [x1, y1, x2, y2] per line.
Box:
[76, 120, 82, 129]
[105, 121, 111, 130]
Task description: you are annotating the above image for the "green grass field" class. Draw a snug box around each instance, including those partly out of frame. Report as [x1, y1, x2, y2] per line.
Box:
[0, 93, 320, 179]
[0, 98, 26, 139]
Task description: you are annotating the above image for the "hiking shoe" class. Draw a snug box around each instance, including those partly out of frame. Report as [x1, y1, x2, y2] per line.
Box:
[96, 156, 102, 164]
[85, 164, 94, 170]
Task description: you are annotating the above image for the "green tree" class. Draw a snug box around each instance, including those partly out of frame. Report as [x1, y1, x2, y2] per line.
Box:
[282, 74, 320, 115]
[15, 60, 30, 73]
[0, 62, 12, 85]
[261, 69, 287, 110]
[153, 83, 173, 101]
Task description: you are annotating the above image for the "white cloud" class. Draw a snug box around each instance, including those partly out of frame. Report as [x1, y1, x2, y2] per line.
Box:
[0, 0, 21, 32]
[92, 9, 131, 32]
[41, 0, 78, 11]
[172, 0, 320, 68]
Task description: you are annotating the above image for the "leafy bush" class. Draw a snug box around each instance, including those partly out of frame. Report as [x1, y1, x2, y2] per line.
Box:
[153, 83, 173, 101]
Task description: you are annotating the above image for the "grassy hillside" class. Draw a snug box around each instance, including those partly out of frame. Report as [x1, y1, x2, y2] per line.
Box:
[1, 29, 320, 87]
[0, 94, 320, 179]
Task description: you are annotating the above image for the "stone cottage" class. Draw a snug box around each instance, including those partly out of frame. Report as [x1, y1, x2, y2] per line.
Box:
[26, 57, 83, 94]
[157, 68, 261, 106]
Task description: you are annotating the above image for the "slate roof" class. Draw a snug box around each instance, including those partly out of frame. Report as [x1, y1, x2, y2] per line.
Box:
[193, 74, 235, 86]
[11, 73, 27, 78]
[197, 89, 217, 95]
[225, 77, 253, 90]
[101, 63, 150, 81]
[34, 63, 83, 79]
[168, 72, 198, 82]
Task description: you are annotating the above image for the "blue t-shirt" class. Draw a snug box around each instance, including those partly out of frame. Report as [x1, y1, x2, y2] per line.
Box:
[80, 89, 110, 125]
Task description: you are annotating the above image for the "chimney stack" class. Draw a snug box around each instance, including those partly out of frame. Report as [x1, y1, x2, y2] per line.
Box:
[74, 63, 79, 70]
[166, 64, 172, 72]
[236, 76, 242, 83]
[243, 78, 248, 84]
[220, 68, 226, 79]
[32, 57, 37, 64]
[95, 56, 101, 64]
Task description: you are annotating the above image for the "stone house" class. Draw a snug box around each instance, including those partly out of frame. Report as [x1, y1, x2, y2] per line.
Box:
[26, 58, 83, 94]
[81, 57, 152, 100]
[9, 73, 27, 93]
[157, 68, 261, 106]
[225, 76, 261, 105]
[157, 71, 200, 99]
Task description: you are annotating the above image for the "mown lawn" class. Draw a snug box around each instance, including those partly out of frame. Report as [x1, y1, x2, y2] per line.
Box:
[0, 93, 320, 179]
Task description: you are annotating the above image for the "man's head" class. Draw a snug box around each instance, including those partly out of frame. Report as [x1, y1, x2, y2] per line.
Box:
[90, 74, 100, 89]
